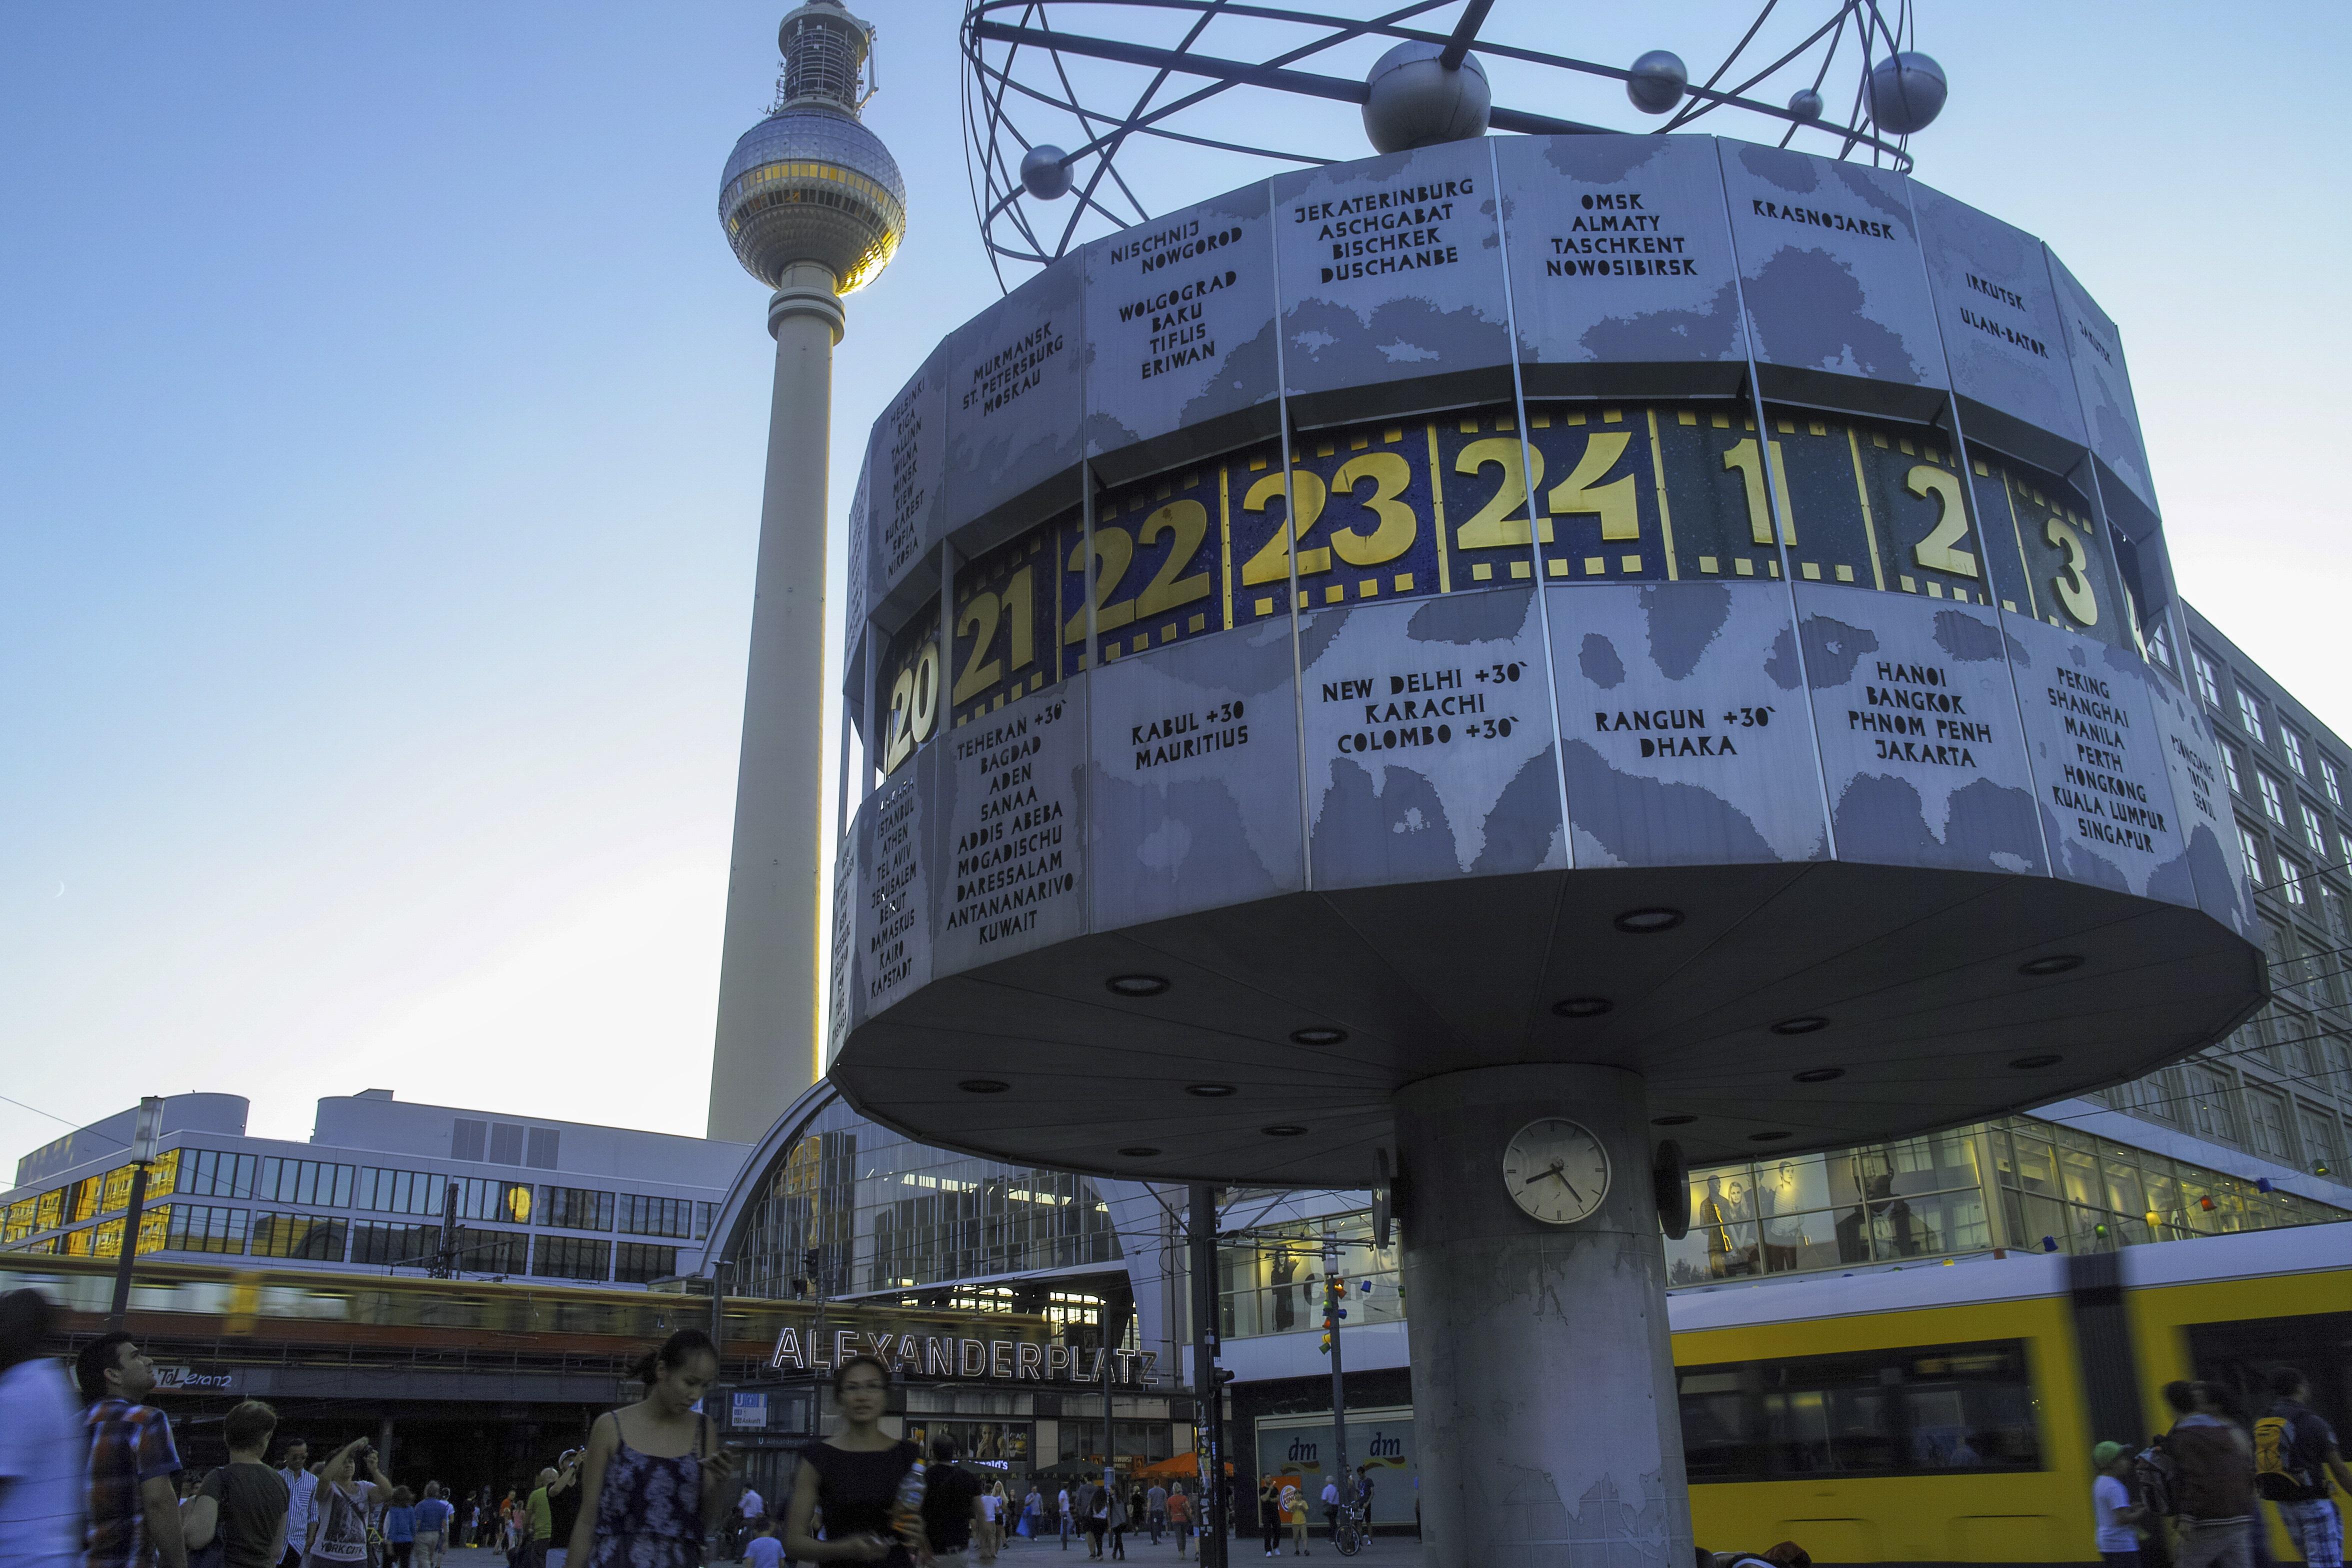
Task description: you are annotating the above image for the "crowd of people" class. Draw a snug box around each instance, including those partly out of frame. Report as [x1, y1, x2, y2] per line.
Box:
[26, 1280, 2345, 1568]
[2091, 1371, 2351, 1568]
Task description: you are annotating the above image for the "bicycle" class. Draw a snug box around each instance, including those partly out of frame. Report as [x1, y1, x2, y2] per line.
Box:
[1332, 1502, 1369, 1558]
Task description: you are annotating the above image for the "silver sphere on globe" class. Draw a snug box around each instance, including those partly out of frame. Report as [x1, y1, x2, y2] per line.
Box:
[1626, 50, 1688, 114]
[1787, 87, 1824, 122]
[720, 106, 907, 293]
[1021, 144, 1072, 200]
[1361, 40, 1491, 154]
[1866, 50, 1947, 136]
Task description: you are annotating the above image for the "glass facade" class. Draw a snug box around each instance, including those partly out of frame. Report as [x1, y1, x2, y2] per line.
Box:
[732, 1095, 1123, 1302]
[6, 1135, 705, 1286]
[1216, 1115, 2348, 1338]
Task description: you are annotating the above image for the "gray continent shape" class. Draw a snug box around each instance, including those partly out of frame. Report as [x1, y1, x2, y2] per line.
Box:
[1640, 582, 1733, 680]
[1746, 248, 1922, 383]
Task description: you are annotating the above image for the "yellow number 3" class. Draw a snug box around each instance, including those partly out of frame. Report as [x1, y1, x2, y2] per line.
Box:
[2046, 517, 2098, 626]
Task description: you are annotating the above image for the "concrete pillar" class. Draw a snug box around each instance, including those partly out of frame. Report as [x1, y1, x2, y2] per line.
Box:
[1394, 1064, 1690, 1568]
[708, 259, 846, 1143]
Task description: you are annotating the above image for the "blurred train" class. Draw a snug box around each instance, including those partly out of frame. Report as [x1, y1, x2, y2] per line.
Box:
[1674, 1221, 2352, 1564]
[0, 1252, 1036, 1364]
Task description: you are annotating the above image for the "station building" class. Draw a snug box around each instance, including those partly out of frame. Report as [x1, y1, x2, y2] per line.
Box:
[4, 1089, 744, 1285]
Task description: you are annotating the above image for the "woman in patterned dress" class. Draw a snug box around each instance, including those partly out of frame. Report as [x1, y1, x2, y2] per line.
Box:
[566, 1330, 740, 1568]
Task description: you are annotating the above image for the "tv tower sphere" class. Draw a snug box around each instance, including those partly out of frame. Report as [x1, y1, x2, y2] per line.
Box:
[706, 0, 904, 1144]
[718, 0, 906, 294]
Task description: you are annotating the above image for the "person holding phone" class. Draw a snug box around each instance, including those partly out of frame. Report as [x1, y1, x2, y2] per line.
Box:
[566, 1330, 739, 1568]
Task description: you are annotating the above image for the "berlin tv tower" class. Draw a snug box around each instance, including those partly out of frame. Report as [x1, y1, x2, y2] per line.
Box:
[707, 0, 904, 1142]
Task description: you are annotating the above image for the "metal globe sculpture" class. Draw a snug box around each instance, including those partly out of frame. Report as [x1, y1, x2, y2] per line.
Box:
[961, 0, 1954, 284]
[1626, 49, 1688, 114]
[1020, 144, 1072, 200]
[1867, 50, 1948, 136]
[1361, 39, 1492, 154]
[718, 0, 907, 294]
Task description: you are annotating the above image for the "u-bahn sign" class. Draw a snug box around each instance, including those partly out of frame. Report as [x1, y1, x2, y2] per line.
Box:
[821, 132, 2262, 1188]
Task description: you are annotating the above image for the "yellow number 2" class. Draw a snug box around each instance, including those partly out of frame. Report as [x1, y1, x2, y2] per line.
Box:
[1906, 464, 1980, 578]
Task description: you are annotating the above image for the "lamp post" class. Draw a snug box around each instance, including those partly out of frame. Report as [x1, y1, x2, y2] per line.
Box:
[106, 1096, 164, 1330]
[1321, 1236, 1350, 1533]
[1188, 1184, 1228, 1568]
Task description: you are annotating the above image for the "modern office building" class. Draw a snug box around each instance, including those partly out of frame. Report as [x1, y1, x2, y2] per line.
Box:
[4, 1090, 745, 1287]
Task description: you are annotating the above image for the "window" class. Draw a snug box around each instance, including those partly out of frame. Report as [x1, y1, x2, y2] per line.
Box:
[453, 1227, 528, 1274]
[2324, 758, 2344, 808]
[68, 1176, 104, 1222]
[2327, 890, 2350, 943]
[697, 1202, 716, 1240]
[256, 1158, 354, 1208]
[540, 1186, 614, 1232]
[2240, 827, 2264, 886]
[250, 1212, 348, 1261]
[2259, 774, 2286, 824]
[526, 1128, 561, 1170]
[2300, 1108, 2342, 1178]
[532, 1234, 611, 1282]
[619, 1194, 698, 1240]
[488, 1124, 526, 1165]
[614, 1242, 680, 1284]
[2193, 650, 2221, 706]
[2301, 804, 2328, 856]
[354, 1168, 446, 1216]
[2, 1198, 34, 1244]
[449, 1177, 532, 1224]
[2238, 688, 2265, 742]
[164, 1205, 248, 1255]
[2245, 1092, 2294, 1164]
[2284, 730, 2306, 776]
[452, 1119, 488, 1162]
[2147, 620, 2174, 670]
[32, 1189, 64, 1232]
[2222, 748, 2244, 796]
[350, 1220, 440, 1268]
[180, 1150, 258, 1200]
[2280, 858, 2308, 906]
[2188, 1069, 2240, 1146]
[1678, 1340, 2042, 1481]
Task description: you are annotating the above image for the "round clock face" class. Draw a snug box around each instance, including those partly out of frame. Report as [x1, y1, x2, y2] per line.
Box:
[1502, 1118, 1612, 1225]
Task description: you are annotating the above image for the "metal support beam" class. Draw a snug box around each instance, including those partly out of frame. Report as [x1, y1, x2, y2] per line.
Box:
[968, 20, 1608, 136]
[1437, 0, 1493, 70]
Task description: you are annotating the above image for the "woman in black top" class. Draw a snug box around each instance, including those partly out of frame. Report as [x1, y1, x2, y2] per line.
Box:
[784, 1356, 920, 1568]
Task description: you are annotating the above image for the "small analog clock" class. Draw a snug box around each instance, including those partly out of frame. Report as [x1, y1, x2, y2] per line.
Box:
[1502, 1118, 1612, 1225]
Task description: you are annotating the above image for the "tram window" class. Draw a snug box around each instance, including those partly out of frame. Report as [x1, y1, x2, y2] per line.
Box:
[1678, 1339, 2041, 1480]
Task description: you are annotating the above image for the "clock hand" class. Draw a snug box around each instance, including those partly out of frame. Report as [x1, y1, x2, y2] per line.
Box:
[1543, 1164, 1584, 1204]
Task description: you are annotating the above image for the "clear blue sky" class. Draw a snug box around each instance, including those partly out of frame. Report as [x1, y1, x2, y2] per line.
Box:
[4, 3, 2346, 1156]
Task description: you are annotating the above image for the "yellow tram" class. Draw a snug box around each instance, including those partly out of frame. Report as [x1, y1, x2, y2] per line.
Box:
[1672, 1222, 2352, 1564]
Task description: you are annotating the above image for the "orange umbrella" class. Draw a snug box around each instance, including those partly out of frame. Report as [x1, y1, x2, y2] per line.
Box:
[1129, 1453, 1234, 1484]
